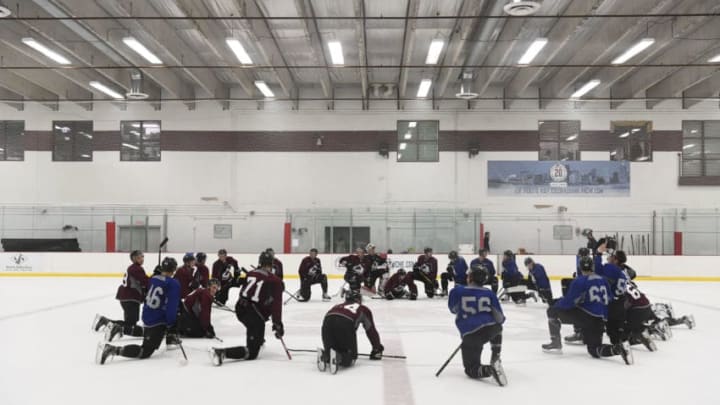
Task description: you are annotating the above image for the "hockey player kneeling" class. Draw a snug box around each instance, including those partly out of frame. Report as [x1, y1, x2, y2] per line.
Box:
[318, 290, 383, 374]
[210, 251, 284, 366]
[448, 264, 507, 386]
[542, 257, 633, 365]
[96, 257, 181, 365]
[177, 279, 220, 338]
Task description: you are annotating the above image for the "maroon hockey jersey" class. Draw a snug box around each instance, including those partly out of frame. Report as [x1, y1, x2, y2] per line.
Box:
[183, 287, 214, 331]
[115, 263, 150, 303]
[298, 256, 322, 279]
[192, 263, 210, 289]
[325, 302, 382, 348]
[174, 265, 195, 299]
[271, 258, 284, 280]
[625, 280, 650, 310]
[414, 255, 438, 280]
[212, 256, 239, 284]
[383, 272, 408, 293]
[238, 268, 283, 324]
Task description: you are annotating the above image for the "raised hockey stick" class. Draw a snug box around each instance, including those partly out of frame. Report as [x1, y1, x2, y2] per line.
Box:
[157, 237, 169, 268]
[435, 343, 462, 377]
[287, 348, 406, 359]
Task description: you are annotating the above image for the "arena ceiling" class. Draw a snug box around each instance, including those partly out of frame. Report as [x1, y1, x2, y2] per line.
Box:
[0, 0, 719, 110]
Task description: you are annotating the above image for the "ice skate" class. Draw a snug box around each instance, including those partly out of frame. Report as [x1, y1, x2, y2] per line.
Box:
[317, 348, 328, 372]
[329, 349, 339, 374]
[542, 339, 562, 353]
[104, 323, 123, 342]
[490, 358, 508, 387]
[564, 332, 584, 345]
[618, 341, 634, 365]
[92, 314, 110, 332]
[210, 348, 225, 366]
[95, 342, 117, 365]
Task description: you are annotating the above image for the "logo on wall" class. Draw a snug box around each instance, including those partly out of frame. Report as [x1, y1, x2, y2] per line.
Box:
[4, 253, 32, 272]
[549, 163, 568, 187]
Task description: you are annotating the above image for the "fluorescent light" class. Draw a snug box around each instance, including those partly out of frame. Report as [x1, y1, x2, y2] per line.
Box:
[569, 79, 600, 99]
[691, 129, 698, 134]
[328, 41, 344, 65]
[404, 133, 412, 140]
[631, 128, 641, 133]
[399, 143, 407, 150]
[254, 80, 275, 98]
[518, 38, 548, 65]
[683, 144, 696, 150]
[612, 38, 655, 64]
[709, 54, 720, 63]
[565, 134, 578, 141]
[425, 39, 444, 65]
[408, 122, 417, 128]
[618, 132, 630, 138]
[417, 79, 432, 98]
[636, 156, 650, 161]
[80, 154, 91, 158]
[226, 38, 253, 64]
[123, 37, 162, 64]
[122, 143, 139, 150]
[89, 81, 125, 99]
[64, 136, 70, 141]
[397, 153, 402, 159]
[610, 151, 618, 156]
[21, 37, 71, 65]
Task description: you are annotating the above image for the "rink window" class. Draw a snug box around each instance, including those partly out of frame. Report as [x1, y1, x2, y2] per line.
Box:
[0, 121, 24, 161]
[397, 121, 439, 162]
[538, 120, 580, 161]
[52, 121, 93, 161]
[681, 121, 720, 177]
[610, 121, 653, 162]
[121, 121, 161, 161]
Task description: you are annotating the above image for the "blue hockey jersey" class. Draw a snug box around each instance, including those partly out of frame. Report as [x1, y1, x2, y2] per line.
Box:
[501, 258, 523, 282]
[469, 257, 496, 278]
[593, 255, 628, 300]
[142, 274, 181, 327]
[528, 263, 551, 290]
[449, 256, 469, 285]
[554, 274, 610, 320]
[448, 285, 505, 337]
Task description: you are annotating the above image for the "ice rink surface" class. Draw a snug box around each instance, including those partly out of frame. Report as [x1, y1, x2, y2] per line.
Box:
[0, 277, 715, 405]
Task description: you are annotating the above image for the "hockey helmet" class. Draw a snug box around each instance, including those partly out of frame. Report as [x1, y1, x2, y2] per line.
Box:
[524, 257, 534, 266]
[345, 289, 362, 303]
[469, 264, 489, 285]
[448, 250, 458, 260]
[196, 252, 207, 263]
[161, 257, 178, 273]
[183, 252, 195, 263]
[578, 256, 594, 273]
[259, 251, 274, 267]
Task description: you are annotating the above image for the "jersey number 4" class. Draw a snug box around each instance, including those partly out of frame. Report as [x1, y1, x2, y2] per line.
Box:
[461, 296, 492, 315]
[241, 276, 265, 303]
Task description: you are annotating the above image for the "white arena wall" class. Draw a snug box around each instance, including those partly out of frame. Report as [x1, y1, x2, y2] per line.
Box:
[1, 252, 719, 281]
[1, 102, 720, 253]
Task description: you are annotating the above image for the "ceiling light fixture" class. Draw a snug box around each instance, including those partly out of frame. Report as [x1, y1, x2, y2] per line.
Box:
[417, 79, 432, 98]
[89, 81, 124, 99]
[328, 41, 344, 65]
[565, 134, 578, 141]
[122, 37, 162, 64]
[399, 143, 407, 150]
[709, 53, 720, 63]
[254, 80, 275, 98]
[122, 143, 139, 150]
[408, 122, 417, 128]
[683, 144, 696, 149]
[631, 128, 641, 133]
[0, 3, 11, 18]
[226, 38, 253, 64]
[618, 132, 630, 138]
[569, 79, 600, 99]
[518, 38, 548, 65]
[612, 38, 655, 64]
[425, 39, 444, 65]
[22, 37, 71, 65]
[404, 133, 412, 140]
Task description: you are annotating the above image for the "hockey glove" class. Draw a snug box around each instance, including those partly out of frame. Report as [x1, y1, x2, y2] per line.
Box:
[369, 345, 384, 360]
[272, 322, 284, 339]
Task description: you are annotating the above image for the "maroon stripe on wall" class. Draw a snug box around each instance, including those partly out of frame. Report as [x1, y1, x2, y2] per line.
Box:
[20, 129, 683, 152]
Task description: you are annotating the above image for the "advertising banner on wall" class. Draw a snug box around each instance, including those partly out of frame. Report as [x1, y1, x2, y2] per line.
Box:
[487, 161, 630, 196]
[1, 253, 38, 273]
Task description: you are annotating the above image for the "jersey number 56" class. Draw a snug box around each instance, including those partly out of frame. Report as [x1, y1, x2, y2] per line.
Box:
[461, 296, 492, 315]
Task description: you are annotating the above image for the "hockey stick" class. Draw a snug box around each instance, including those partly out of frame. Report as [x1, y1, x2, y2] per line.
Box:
[332, 282, 348, 298]
[157, 237, 169, 268]
[279, 337, 292, 360]
[213, 336, 224, 343]
[435, 343, 462, 377]
[287, 348, 406, 359]
[178, 340, 189, 366]
[283, 289, 301, 305]
[213, 300, 236, 313]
